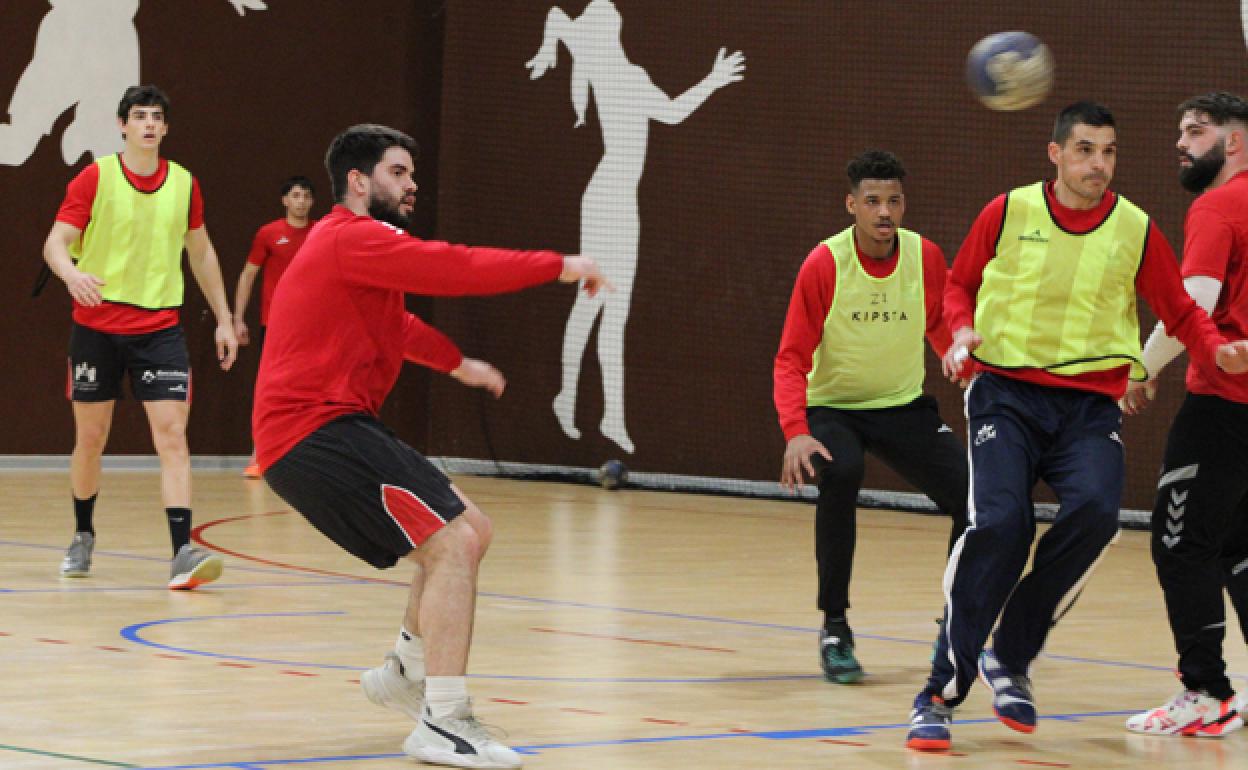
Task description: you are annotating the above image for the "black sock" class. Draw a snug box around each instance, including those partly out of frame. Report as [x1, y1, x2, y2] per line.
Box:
[166, 507, 191, 555]
[824, 614, 848, 633]
[73, 494, 97, 535]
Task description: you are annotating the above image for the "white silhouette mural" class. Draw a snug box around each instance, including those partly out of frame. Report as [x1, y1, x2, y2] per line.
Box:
[527, 0, 744, 454]
[1243, 0, 1248, 49]
[0, 0, 266, 167]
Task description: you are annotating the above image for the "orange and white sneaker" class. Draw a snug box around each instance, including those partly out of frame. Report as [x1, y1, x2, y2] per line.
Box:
[242, 462, 262, 479]
[168, 545, 224, 590]
[1126, 689, 1243, 737]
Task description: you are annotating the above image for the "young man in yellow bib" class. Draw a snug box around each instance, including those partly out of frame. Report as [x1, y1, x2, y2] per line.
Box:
[42, 85, 237, 589]
[905, 101, 1248, 752]
[773, 149, 969, 684]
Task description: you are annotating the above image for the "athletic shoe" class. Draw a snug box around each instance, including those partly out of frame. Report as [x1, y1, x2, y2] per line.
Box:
[820, 621, 864, 683]
[242, 462, 262, 479]
[168, 545, 224, 590]
[906, 692, 953, 751]
[362, 652, 425, 720]
[404, 702, 522, 769]
[60, 532, 94, 577]
[979, 648, 1036, 733]
[1125, 689, 1244, 737]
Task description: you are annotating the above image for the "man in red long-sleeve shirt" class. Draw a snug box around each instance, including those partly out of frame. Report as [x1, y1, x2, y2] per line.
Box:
[905, 101, 1248, 752]
[773, 149, 967, 685]
[254, 124, 604, 769]
[1123, 91, 1248, 737]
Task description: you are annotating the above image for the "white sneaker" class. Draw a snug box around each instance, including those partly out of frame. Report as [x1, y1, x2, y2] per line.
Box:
[404, 701, 522, 769]
[361, 652, 424, 720]
[1126, 689, 1243, 737]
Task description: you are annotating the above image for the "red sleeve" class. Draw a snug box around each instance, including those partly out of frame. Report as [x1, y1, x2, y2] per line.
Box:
[1180, 199, 1234, 280]
[246, 223, 270, 267]
[1137, 221, 1226, 366]
[944, 195, 1008, 334]
[188, 177, 204, 230]
[921, 238, 953, 357]
[55, 163, 100, 230]
[773, 244, 836, 441]
[401, 313, 464, 373]
[336, 218, 563, 295]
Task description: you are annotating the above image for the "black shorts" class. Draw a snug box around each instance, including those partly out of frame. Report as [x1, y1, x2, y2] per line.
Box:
[68, 323, 191, 402]
[263, 413, 466, 569]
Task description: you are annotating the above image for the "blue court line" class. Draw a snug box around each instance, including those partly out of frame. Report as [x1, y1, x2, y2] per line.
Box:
[118, 607, 1248, 685]
[120, 610, 826, 682]
[130, 709, 1140, 769]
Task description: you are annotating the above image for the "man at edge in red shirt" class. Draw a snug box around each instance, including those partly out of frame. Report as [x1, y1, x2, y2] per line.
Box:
[1123, 91, 1248, 738]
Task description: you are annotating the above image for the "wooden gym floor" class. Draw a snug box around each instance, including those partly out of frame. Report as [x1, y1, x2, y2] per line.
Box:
[1, 470, 1245, 769]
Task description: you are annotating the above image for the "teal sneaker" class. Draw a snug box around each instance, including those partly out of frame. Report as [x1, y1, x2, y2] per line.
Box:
[820, 621, 864, 683]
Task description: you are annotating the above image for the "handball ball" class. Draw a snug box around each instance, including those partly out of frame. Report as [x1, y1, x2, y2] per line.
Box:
[598, 459, 628, 490]
[966, 31, 1055, 111]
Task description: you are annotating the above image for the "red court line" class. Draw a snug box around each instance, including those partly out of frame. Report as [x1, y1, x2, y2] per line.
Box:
[0, 632, 12, 637]
[280, 670, 317, 677]
[156, 653, 186, 660]
[95, 645, 127, 652]
[561, 708, 605, 716]
[191, 513, 406, 586]
[642, 718, 688, 726]
[820, 739, 869, 747]
[490, 698, 529, 705]
[217, 662, 255, 669]
[36, 638, 68, 644]
[1017, 761, 1070, 768]
[530, 626, 736, 653]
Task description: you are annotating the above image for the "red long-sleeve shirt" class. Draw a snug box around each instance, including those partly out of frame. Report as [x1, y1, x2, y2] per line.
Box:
[944, 181, 1226, 400]
[773, 235, 953, 441]
[1181, 171, 1248, 404]
[253, 205, 564, 470]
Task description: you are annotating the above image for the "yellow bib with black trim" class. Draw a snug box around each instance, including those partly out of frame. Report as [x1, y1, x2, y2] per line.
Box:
[973, 182, 1148, 381]
[71, 154, 191, 309]
[806, 226, 926, 410]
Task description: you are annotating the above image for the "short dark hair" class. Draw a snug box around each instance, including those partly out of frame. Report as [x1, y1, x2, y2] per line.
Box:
[325, 124, 418, 202]
[281, 175, 315, 196]
[1178, 91, 1248, 126]
[1052, 101, 1115, 145]
[117, 85, 170, 121]
[847, 149, 906, 190]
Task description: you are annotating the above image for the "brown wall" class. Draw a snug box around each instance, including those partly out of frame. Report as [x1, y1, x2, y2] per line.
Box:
[2, 0, 445, 454]
[5, 1, 1246, 511]
[429, 0, 1248, 509]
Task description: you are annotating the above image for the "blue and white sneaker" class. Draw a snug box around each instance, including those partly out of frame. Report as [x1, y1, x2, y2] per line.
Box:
[979, 648, 1036, 733]
[906, 692, 953, 751]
